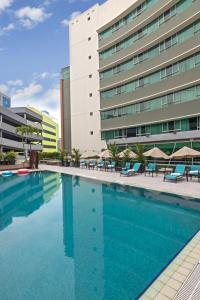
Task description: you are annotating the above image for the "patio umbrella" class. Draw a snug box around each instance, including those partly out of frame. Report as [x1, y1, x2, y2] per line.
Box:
[170, 146, 200, 159]
[81, 150, 99, 159]
[119, 149, 137, 159]
[143, 147, 169, 159]
[99, 149, 111, 159]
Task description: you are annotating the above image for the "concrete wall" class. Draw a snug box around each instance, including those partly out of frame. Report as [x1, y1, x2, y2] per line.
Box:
[69, 0, 135, 152]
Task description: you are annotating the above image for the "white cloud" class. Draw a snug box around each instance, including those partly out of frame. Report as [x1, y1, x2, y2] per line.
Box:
[0, 84, 9, 94]
[0, 0, 13, 12]
[15, 6, 52, 29]
[10, 82, 60, 122]
[61, 11, 81, 26]
[33, 72, 59, 80]
[0, 23, 15, 36]
[11, 82, 43, 102]
[7, 79, 23, 86]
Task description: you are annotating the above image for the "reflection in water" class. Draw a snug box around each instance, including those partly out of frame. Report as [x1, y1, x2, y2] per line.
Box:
[0, 172, 200, 300]
[62, 175, 200, 300]
[0, 172, 60, 231]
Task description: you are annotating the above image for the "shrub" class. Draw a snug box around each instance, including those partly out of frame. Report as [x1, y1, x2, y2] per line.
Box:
[4, 151, 17, 164]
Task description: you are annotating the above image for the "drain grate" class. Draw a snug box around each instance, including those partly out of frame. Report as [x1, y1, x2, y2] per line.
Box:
[174, 263, 200, 300]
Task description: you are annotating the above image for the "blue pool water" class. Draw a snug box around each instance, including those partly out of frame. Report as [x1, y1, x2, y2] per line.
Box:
[0, 171, 200, 300]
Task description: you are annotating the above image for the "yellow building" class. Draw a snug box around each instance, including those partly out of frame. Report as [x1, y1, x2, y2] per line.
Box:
[28, 107, 59, 153]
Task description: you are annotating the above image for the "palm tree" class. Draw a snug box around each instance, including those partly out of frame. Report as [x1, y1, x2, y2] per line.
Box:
[108, 144, 120, 164]
[16, 125, 38, 160]
[135, 143, 146, 165]
[71, 148, 81, 167]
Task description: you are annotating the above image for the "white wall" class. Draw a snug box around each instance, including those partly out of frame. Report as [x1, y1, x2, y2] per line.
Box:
[69, 0, 137, 152]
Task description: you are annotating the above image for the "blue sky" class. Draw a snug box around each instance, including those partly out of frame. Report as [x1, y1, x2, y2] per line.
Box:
[0, 0, 105, 122]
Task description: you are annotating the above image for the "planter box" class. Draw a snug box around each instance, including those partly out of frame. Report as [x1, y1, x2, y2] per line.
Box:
[0, 162, 29, 171]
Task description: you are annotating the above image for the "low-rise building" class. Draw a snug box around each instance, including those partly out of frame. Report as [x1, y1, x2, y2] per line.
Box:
[0, 106, 43, 152]
[28, 107, 59, 153]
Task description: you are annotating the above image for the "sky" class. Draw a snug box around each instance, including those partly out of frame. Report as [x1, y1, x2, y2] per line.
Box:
[0, 0, 105, 125]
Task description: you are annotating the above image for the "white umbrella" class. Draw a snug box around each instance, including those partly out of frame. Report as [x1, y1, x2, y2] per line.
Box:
[99, 149, 111, 159]
[81, 150, 99, 159]
[170, 146, 200, 159]
[143, 147, 169, 159]
[119, 149, 137, 159]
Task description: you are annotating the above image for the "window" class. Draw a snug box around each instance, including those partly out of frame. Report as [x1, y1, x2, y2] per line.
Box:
[90, 131, 93, 135]
[166, 94, 174, 104]
[127, 127, 137, 137]
[89, 93, 93, 97]
[88, 37, 91, 41]
[189, 117, 198, 130]
[88, 17, 91, 21]
[90, 112, 93, 116]
[168, 121, 175, 132]
[88, 55, 92, 60]
[89, 74, 92, 78]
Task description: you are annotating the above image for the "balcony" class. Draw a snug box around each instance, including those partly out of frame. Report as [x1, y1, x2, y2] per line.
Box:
[106, 130, 200, 145]
[0, 138, 43, 151]
[0, 122, 42, 141]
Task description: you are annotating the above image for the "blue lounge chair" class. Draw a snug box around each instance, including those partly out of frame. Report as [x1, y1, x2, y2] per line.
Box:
[145, 163, 157, 177]
[97, 160, 105, 170]
[120, 162, 141, 176]
[122, 162, 131, 171]
[80, 160, 87, 168]
[187, 165, 200, 182]
[164, 164, 186, 183]
[107, 161, 116, 172]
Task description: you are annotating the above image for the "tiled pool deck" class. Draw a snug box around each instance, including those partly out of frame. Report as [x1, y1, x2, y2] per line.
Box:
[39, 165, 200, 299]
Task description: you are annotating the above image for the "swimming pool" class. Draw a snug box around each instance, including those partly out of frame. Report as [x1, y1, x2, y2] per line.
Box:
[0, 171, 200, 300]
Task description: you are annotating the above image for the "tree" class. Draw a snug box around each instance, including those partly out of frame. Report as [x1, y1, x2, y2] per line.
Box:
[108, 144, 120, 164]
[71, 148, 81, 167]
[122, 148, 132, 163]
[16, 125, 39, 160]
[135, 143, 146, 165]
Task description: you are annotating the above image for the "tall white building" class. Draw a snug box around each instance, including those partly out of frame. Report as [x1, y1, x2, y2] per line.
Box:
[61, 0, 200, 153]
[65, 0, 136, 152]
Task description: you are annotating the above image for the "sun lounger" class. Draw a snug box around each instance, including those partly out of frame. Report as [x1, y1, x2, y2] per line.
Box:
[120, 162, 141, 176]
[164, 164, 185, 183]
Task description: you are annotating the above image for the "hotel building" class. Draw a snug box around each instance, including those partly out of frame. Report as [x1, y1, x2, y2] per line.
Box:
[61, 0, 200, 152]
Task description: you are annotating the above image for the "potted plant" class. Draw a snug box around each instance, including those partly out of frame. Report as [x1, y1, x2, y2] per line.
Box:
[0, 152, 4, 160]
[4, 151, 17, 165]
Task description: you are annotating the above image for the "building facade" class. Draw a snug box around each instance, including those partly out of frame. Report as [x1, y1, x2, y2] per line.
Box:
[63, 0, 200, 152]
[60, 67, 72, 152]
[0, 91, 11, 108]
[0, 106, 43, 152]
[29, 107, 59, 153]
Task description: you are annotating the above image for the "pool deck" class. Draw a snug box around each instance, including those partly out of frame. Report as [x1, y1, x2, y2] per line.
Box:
[39, 164, 200, 299]
[39, 164, 200, 199]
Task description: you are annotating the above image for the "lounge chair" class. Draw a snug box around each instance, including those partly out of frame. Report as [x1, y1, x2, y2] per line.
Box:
[164, 164, 186, 183]
[88, 160, 97, 169]
[80, 160, 87, 168]
[97, 160, 105, 170]
[187, 165, 200, 182]
[120, 162, 141, 176]
[107, 161, 116, 172]
[145, 163, 157, 177]
[122, 162, 131, 171]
